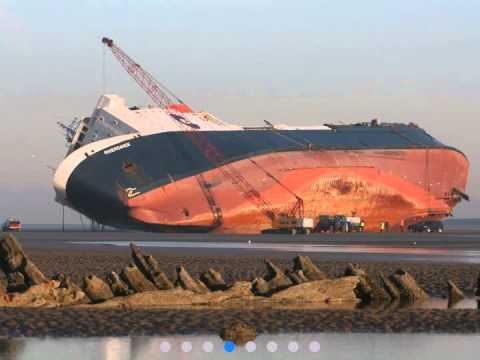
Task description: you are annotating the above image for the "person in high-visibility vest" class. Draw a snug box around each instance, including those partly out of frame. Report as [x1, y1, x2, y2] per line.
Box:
[380, 222, 385, 232]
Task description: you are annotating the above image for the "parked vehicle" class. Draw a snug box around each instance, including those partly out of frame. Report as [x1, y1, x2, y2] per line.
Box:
[316, 215, 365, 233]
[316, 215, 334, 232]
[263, 213, 314, 235]
[408, 220, 444, 233]
[2, 218, 22, 232]
[346, 216, 365, 232]
[333, 215, 349, 232]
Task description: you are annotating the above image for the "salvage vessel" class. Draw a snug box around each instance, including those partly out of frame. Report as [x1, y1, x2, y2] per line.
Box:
[53, 38, 469, 233]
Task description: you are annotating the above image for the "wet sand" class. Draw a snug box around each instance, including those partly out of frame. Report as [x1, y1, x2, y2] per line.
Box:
[1, 307, 480, 337]
[0, 246, 478, 336]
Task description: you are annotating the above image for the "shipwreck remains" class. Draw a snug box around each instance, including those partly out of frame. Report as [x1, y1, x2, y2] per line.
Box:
[0, 235, 432, 310]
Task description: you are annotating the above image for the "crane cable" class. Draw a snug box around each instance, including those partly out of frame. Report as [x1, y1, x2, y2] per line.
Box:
[102, 42, 107, 94]
[263, 120, 316, 150]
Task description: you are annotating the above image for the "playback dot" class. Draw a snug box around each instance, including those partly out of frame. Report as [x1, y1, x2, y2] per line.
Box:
[159, 341, 171, 353]
[203, 341, 214, 352]
[288, 341, 299, 352]
[245, 341, 256, 352]
[266, 341, 278, 352]
[181, 341, 193, 353]
[224, 341, 235, 352]
[309, 340, 321, 353]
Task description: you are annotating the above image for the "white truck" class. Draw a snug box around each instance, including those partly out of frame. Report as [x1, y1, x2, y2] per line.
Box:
[264, 213, 314, 234]
[346, 216, 365, 232]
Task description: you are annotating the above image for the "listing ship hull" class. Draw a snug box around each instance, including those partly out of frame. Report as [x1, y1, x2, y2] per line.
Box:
[55, 126, 469, 233]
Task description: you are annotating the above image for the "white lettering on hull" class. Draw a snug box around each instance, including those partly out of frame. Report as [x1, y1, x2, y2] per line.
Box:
[103, 142, 131, 155]
[125, 187, 141, 198]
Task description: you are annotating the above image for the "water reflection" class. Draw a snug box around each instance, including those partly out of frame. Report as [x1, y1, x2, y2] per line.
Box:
[71, 240, 480, 264]
[358, 297, 479, 312]
[420, 297, 478, 310]
[0, 339, 25, 360]
[1, 333, 480, 360]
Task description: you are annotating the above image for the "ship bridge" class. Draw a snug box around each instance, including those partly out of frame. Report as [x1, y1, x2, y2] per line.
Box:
[67, 94, 243, 154]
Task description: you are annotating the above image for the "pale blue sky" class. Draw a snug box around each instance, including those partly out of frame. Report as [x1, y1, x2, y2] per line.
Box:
[0, 0, 478, 223]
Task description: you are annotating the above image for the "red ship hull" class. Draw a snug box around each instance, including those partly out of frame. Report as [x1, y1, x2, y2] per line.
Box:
[125, 148, 469, 233]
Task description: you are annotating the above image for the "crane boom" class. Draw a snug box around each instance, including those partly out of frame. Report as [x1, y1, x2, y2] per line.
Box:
[102, 37, 305, 223]
[102, 37, 192, 113]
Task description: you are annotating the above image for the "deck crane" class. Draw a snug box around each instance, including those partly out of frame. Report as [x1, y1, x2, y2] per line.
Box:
[102, 37, 311, 233]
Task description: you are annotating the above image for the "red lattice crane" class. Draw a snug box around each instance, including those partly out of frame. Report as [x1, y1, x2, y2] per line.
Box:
[102, 37, 305, 224]
[102, 37, 192, 113]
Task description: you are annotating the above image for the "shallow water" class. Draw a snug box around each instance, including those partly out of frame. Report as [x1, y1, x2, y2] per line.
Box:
[71, 240, 480, 264]
[1, 333, 479, 360]
[359, 297, 479, 310]
[421, 297, 478, 309]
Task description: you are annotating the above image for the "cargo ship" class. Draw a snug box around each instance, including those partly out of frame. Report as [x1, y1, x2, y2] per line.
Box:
[53, 38, 469, 233]
[53, 93, 469, 233]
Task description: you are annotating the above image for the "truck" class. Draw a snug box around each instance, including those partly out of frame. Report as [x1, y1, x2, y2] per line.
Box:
[263, 213, 314, 234]
[332, 215, 350, 232]
[316, 215, 334, 232]
[315, 215, 364, 233]
[346, 216, 365, 232]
